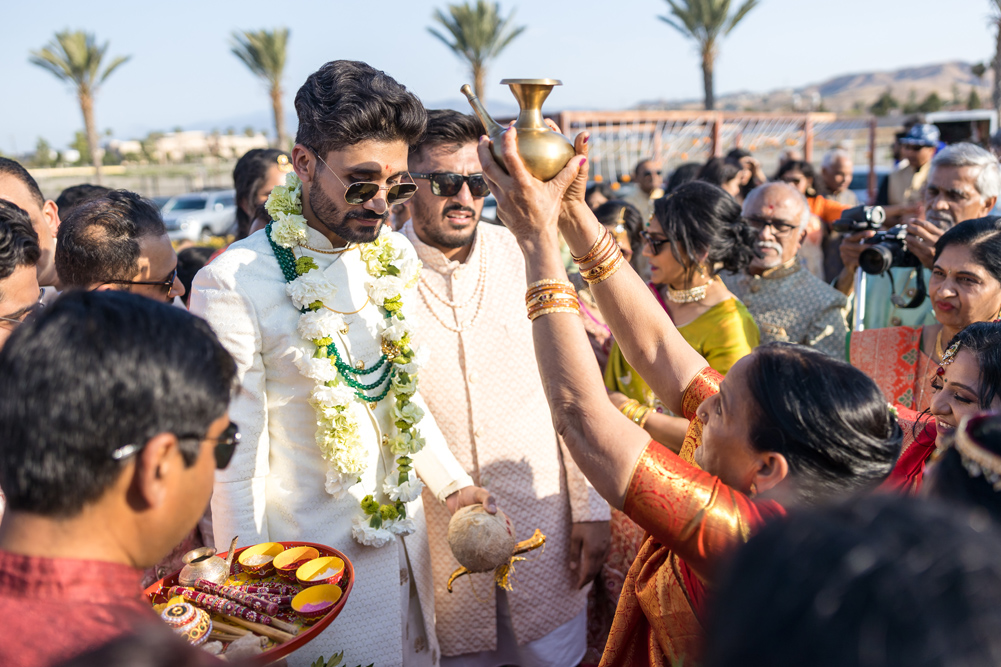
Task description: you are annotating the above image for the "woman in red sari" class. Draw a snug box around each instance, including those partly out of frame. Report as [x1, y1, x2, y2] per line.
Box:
[478, 129, 902, 666]
[884, 321, 1001, 493]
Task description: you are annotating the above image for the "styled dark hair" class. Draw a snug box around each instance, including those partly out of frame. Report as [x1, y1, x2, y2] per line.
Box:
[706, 496, 1001, 667]
[594, 199, 643, 254]
[55, 184, 112, 221]
[745, 344, 902, 504]
[585, 181, 614, 204]
[726, 148, 751, 161]
[175, 246, 215, 307]
[409, 109, 482, 164]
[945, 321, 1001, 409]
[929, 412, 1001, 526]
[56, 190, 167, 288]
[934, 216, 1001, 285]
[697, 157, 742, 189]
[664, 162, 702, 194]
[0, 200, 41, 282]
[652, 180, 758, 283]
[0, 157, 45, 209]
[294, 60, 427, 157]
[233, 149, 288, 240]
[775, 159, 818, 185]
[0, 290, 237, 517]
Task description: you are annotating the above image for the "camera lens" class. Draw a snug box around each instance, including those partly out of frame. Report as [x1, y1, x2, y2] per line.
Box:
[859, 245, 894, 275]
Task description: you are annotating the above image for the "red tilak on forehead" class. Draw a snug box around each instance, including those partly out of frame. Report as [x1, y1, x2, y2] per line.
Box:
[937, 366, 946, 377]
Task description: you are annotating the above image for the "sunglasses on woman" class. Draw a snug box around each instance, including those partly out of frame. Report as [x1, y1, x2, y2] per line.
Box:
[641, 230, 670, 255]
[306, 145, 418, 205]
[410, 172, 490, 198]
[111, 421, 241, 470]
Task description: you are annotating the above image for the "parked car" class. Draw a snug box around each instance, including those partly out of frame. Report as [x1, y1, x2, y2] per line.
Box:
[150, 195, 173, 211]
[161, 190, 237, 242]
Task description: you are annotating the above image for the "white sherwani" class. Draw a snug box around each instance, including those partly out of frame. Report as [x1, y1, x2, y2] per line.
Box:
[191, 225, 474, 667]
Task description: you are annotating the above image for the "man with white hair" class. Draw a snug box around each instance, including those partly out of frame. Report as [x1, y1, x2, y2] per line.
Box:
[723, 182, 848, 357]
[821, 148, 859, 207]
[837, 142, 1001, 330]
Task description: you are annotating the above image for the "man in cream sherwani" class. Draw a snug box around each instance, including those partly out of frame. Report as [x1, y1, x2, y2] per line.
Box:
[191, 60, 494, 667]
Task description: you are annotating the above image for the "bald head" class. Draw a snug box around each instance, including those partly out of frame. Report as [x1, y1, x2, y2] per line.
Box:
[743, 182, 810, 274]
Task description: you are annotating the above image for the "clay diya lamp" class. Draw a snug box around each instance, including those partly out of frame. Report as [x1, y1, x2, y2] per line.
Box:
[291, 584, 342, 624]
[237, 542, 284, 578]
[273, 546, 319, 582]
[295, 556, 345, 588]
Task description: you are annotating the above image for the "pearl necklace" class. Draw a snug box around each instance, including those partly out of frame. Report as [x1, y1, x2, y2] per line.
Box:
[665, 276, 717, 304]
[418, 243, 489, 333]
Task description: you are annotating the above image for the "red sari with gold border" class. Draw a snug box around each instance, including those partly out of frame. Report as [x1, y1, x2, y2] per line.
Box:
[599, 368, 786, 667]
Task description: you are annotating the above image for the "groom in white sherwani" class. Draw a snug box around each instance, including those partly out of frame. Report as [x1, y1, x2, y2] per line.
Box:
[191, 60, 495, 667]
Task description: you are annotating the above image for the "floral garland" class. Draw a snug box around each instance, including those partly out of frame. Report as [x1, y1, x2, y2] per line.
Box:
[265, 173, 426, 548]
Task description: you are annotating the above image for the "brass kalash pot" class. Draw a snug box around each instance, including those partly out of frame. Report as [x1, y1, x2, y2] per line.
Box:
[461, 79, 575, 182]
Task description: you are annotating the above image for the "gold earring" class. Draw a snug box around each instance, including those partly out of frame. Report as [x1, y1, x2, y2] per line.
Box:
[749, 482, 758, 498]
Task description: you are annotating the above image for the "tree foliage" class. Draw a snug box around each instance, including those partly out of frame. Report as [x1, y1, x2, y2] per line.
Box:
[428, 1, 525, 102]
[869, 88, 899, 117]
[231, 28, 289, 148]
[659, 0, 760, 110]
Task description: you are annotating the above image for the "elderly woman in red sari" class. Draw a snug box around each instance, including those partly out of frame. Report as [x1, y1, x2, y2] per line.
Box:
[478, 130, 902, 666]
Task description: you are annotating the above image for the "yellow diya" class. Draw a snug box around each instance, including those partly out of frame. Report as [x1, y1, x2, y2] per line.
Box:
[295, 556, 345, 588]
[237, 542, 284, 577]
[291, 584, 342, 623]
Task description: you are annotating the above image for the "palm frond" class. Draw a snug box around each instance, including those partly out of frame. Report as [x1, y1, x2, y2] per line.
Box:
[724, 0, 760, 35]
[29, 30, 128, 93]
[231, 28, 289, 87]
[428, 1, 525, 71]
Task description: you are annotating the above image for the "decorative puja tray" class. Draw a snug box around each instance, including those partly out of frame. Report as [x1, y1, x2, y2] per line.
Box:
[144, 541, 354, 664]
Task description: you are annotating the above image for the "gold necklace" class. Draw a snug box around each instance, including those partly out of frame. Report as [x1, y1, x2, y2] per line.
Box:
[935, 328, 946, 363]
[299, 242, 354, 255]
[323, 297, 371, 316]
[665, 276, 717, 304]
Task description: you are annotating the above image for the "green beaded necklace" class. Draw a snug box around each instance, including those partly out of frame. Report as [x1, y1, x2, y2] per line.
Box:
[267, 223, 394, 403]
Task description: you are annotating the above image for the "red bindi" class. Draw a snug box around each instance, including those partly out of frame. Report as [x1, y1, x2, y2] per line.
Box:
[936, 366, 945, 377]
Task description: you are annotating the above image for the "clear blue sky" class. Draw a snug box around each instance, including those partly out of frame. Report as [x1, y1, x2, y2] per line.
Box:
[1, 0, 995, 153]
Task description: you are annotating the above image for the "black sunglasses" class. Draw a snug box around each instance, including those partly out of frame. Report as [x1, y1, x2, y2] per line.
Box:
[100, 267, 177, 299]
[111, 421, 241, 470]
[410, 172, 490, 198]
[641, 230, 670, 255]
[306, 145, 418, 205]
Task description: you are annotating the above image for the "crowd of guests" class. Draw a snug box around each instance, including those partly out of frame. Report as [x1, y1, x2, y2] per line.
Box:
[2, 59, 1001, 667]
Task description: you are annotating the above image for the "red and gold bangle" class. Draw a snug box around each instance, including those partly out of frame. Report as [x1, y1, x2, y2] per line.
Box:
[526, 283, 577, 303]
[527, 292, 578, 309]
[527, 296, 579, 319]
[583, 252, 625, 285]
[527, 304, 580, 322]
[571, 226, 612, 264]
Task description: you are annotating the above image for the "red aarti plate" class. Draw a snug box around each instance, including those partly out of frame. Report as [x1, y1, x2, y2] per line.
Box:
[144, 541, 354, 664]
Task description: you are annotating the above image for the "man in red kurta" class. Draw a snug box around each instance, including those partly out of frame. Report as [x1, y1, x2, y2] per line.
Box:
[0, 290, 237, 666]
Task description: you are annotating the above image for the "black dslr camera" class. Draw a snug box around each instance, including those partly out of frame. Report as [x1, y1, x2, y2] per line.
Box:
[832, 205, 919, 275]
[831, 205, 886, 233]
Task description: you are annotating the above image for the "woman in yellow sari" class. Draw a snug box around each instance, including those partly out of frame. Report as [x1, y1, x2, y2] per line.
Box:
[478, 128, 902, 667]
[849, 216, 1001, 421]
[605, 181, 760, 453]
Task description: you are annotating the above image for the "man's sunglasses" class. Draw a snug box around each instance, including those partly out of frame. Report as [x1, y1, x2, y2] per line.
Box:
[306, 145, 418, 205]
[100, 267, 177, 299]
[112, 421, 241, 470]
[0, 289, 45, 328]
[641, 230, 670, 255]
[410, 172, 490, 198]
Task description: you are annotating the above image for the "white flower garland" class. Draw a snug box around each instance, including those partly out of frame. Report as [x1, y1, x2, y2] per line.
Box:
[265, 173, 426, 548]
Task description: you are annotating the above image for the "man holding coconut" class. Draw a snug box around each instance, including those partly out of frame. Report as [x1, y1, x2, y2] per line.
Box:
[401, 109, 610, 667]
[191, 61, 494, 667]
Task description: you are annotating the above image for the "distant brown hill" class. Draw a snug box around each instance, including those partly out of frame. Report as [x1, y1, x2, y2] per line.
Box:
[638, 61, 993, 114]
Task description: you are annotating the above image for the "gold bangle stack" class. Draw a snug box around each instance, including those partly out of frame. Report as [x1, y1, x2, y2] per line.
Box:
[525, 279, 580, 321]
[573, 226, 625, 285]
[619, 398, 652, 429]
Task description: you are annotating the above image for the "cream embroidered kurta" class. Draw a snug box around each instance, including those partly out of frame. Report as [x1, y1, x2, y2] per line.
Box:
[190, 226, 474, 667]
[401, 221, 610, 657]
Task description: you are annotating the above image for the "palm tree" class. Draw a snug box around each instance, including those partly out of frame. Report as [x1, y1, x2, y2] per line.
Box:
[659, 0, 760, 111]
[231, 28, 289, 149]
[990, 2, 1001, 126]
[29, 31, 130, 183]
[428, 1, 526, 103]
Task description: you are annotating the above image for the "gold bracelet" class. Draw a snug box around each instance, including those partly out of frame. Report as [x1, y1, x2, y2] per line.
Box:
[571, 226, 611, 264]
[583, 252, 625, 286]
[527, 305, 580, 322]
[527, 278, 575, 290]
[527, 296, 579, 317]
[635, 406, 652, 429]
[576, 233, 617, 272]
[619, 399, 640, 419]
[527, 293, 579, 310]
[525, 284, 578, 304]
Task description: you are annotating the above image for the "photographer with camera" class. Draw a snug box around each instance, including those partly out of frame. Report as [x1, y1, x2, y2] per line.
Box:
[835, 143, 1000, 330]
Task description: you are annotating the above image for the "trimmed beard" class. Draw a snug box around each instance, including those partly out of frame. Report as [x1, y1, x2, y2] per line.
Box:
[307, 180, 388, 244]
[411, 202, 479, 250]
